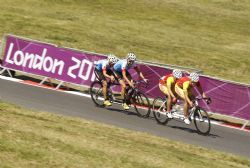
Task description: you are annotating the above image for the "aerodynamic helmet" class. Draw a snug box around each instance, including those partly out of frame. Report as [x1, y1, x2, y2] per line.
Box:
[107, 54, 118, 64]
[173, 69, 182, 79]
[127, 52, 136, 61]
[189, 72, 199, 82]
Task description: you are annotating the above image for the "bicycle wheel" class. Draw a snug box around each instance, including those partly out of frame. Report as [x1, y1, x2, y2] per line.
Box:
[90, 81, 104, 107]
[131, 92, 151, 117]
[193, 108, 211, 135]
[152, 97, 169, 125]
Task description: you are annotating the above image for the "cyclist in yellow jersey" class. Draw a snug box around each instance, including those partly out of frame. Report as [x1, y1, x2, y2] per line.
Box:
[159, 69, 182, 118]
[175, 72, 207, 124]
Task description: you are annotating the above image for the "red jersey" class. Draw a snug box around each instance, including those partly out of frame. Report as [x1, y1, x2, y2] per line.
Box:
[159, 74, 173, 85]
[176, 76, 200, 89]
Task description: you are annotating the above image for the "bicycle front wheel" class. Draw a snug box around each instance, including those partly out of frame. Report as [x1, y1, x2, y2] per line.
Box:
[90, 81, 104, 107]
[131, 92, 151, 118]
[152, 97, 169, 125]
[193, 108, 211, 135]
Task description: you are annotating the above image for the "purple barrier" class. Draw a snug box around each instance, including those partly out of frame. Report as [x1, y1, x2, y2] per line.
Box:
[1, 35, 249, 120]
[137, 64, 250, 120]
[199, 76, 250, 120]
[1, 35, 106, 86]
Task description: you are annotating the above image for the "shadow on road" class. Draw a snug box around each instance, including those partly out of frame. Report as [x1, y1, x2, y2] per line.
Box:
[106, 107, 138, 116]
[166, 124, 220, 138]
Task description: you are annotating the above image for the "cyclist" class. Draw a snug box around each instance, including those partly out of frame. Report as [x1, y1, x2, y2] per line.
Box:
[159, 69, 182, 118]
[175, 72, 207, 124]
[94, 54, 119, 106]
[113, 52, 148, 110]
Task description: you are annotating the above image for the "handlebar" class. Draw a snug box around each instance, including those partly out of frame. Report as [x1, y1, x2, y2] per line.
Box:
[194, 97, 212, 105]
[134, 79, 148, 85]
[131, 79, 149, 89]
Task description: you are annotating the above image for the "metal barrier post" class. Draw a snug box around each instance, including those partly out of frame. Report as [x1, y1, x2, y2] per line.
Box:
[39, 77, 54, 87]
[6, 69, 13, 77]
[55, 81, 64, 90]
[0, 67, 13, 77]
[0, 67, 6, 74]
[39, 77, 48, 85]
[241, 120, 249, 130]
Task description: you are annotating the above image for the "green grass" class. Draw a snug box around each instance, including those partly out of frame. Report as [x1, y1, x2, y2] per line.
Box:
[0, 0, 250, 84]
[0, 101, 249, 168]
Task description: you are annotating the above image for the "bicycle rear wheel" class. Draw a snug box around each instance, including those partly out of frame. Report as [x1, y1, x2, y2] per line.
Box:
[90, 81, 104, 107]
[152, 97, 169, 125]
[131, 92, 151, 118]
[193, 108, 211, 135]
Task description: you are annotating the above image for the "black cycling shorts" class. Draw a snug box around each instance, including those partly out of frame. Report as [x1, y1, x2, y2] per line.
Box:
[113, 70, 132, 81]
[94, 68, 114, 81]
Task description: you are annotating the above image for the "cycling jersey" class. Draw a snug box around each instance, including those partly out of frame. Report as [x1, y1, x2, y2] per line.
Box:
[159, 74, 174, 86]
[159, 74, 175, 95]
[95, 59, 110, 71]
[113, 59, 136, 73]
[176, 77, 200, 91]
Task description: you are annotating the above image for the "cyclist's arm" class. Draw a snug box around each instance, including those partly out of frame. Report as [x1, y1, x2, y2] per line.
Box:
[196, 82, 207, 98]
[102, 65, 114, 80]
[102, 69, 112, 78]
[134, 66, 146, 80]
[183, 82, 192, 106]
[167, 79, 176, 98]
[122, 70, 133, 86]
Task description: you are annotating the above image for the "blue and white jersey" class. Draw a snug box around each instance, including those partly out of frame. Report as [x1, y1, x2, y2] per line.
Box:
[95, 59, 110, 71]
[113, 59, 136, 73]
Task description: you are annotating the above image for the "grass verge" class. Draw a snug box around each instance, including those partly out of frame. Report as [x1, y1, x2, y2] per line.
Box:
[0, 101, 250, 168]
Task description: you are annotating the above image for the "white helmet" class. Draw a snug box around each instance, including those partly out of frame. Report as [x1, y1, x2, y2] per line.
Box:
[107, 54, 118, 64]
[114, 57, 119, 63]
[173, 69, 182, 79]
[189, 72, 199, 82]
[127, 52, 136, 61]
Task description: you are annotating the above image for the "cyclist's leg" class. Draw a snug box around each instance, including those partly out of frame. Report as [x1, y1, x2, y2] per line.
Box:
[175, 85, 189, 117]
[159, 84, 169, 110]
[119, 79, 129, 109]
[119, 79, 126, 101]
[159, 84, 173, 118]
[122, 71, 131, 109]
[113, 70, 126, 100]
[95, 69, 108, 101]
[102, 80, 108, 100]
[125, 70, 134, 99]
[183, 99, 190, 118]
[175, 85, 191, 124]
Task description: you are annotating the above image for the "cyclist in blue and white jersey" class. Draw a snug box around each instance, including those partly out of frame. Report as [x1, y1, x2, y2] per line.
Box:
[94, 54, 119, 106]
[113, 52, 148, 110]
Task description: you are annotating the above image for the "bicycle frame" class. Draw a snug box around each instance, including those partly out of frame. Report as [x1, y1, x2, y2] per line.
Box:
[155, 97, 207, 120]
[154, 99, 168, 114]
[152, 96, 211, 135]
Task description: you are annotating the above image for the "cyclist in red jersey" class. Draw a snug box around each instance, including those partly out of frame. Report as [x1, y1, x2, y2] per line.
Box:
[159, 69, 182, 118]
[175, 72, 207, 124]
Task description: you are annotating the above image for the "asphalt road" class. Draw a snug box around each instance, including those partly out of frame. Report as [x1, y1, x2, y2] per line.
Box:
[0, 78, 249, 158]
